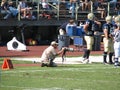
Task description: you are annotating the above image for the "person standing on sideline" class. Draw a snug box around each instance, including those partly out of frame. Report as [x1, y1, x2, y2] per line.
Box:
[102, 16, 114, 65]
[58, 18, 76, 35]
[66, 18, 77, 36]
[40, 41, 66, 67]
[82, 13, 101, 63]
[112, 16, 120, 67]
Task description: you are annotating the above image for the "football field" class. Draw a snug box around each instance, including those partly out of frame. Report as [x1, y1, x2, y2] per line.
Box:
[0, 60, 120, 90]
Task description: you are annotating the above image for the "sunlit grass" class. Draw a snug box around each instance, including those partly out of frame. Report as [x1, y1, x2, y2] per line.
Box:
[0, 62, 120, 90]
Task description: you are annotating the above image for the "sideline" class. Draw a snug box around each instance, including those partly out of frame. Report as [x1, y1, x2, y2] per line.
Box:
[8, 56, 105, 64]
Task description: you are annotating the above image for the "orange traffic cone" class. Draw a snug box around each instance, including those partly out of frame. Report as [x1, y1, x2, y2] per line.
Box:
[2, 58, 14, 70]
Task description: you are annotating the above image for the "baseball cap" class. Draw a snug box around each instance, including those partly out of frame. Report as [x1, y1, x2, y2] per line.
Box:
[51, 41, 58, 45]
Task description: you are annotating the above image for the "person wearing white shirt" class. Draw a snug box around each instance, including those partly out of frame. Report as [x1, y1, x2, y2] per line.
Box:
[41, 41, 65, 67]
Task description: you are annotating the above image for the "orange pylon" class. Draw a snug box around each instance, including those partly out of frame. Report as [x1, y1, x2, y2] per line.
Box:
[2, 58, 14, 70]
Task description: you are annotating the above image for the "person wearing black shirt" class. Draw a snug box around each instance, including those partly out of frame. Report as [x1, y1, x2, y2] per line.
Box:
[102, 16, 114, 64]
[82, 13, 101, 63]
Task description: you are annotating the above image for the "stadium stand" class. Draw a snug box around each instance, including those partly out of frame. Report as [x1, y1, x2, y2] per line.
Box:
[0, 0, 120, 46]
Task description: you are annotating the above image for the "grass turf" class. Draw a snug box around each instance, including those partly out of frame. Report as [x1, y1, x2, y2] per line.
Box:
[0, 60, 120, 90]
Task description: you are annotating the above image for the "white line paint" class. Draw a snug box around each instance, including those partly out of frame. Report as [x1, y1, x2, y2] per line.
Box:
[1, 85, 66, 90]
[9, 56, 104, 64]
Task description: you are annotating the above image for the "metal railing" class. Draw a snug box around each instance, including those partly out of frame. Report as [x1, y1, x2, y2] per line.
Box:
[0, 0, 119, 21]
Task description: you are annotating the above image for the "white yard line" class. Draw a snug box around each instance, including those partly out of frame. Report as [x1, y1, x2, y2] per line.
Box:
[0, 85, 65, 90]
[9, 56, 104, 64]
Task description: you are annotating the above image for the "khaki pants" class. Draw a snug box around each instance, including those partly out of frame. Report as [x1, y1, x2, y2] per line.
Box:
[103, 37, 114, 52]
[84, 36, 94, 50]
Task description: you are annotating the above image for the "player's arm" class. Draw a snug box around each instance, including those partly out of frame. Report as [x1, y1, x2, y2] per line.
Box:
[83, 23, 89, 33]
[103, 29, 108, 39]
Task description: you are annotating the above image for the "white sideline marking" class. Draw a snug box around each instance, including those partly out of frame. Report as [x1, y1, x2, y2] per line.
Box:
[10, 56, 104, 64]
[1, 85, 65, 90]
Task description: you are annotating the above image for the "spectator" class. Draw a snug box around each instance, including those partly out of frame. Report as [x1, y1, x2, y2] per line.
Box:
[109, 0, 117, 9]
[40, 41, 66, 67]
[97, 3, 106, 19]
[52, 0, 59, 6]
[115, 2, 120, 15]
[93, 0, 99, 9]
[81, 0, 91, 11]
[59, 0, 67, 17]
[18, 0, 32, 19]
[0, 0, 12, 19]
[8, 0, 18, 18]
[69, 0, 77, 18]
[28, 1, 37, 19]
[39, 0, 54, 19]
[41, 0, 50, 10]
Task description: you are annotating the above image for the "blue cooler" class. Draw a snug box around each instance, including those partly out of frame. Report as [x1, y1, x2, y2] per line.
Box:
[66, 26, 77, 36]
[76, 26, 85, 36]
[73, 36, 83, 46]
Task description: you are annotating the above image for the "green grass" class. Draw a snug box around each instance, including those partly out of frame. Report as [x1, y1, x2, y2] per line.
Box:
[0, 60, 120, 90]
